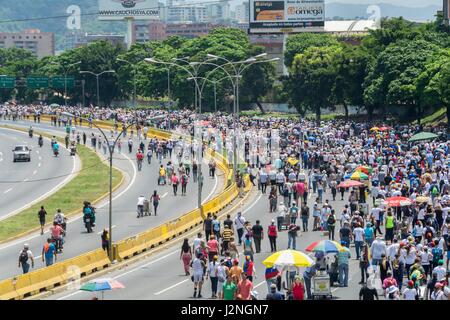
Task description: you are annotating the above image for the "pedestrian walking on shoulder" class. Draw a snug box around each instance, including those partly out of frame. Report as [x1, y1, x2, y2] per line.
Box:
[101, 229, 109, 257]
[268, 219, 278, 252]
[42, 238, 57, 267]
[38, 206, 47, 235]
[18, 244, 34, 274]
[234, 212, 246, 246]
[150, 190, 160, 216]
[251, 220, 263, 254]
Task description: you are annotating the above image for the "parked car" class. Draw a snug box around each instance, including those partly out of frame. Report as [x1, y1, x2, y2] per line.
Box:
[12, 145, 31, 162]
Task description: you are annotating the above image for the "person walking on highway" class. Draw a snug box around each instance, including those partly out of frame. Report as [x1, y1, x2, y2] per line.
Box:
[137, 195, 146, 218]
[221, 274, 237, 300]
[101, 229, 109, 257]
[82, 132, 86, 145]
[268, 219, 278, 252]
[338, 248, 351, 287]
[150, 190, 160, 216]
[237, 272, 253, 300]
[18, 244, 34, 274]
[204, 213, 213, 241]
[172, 173, 179, 196]
[234, 212, 246, 246]
[38, 206, 47, 235]
[243, 234, 254, 262]
[251, 220, 263, 254]
[128, 138, 133, 153]
[181, 172, 188, 196]
[180, 238, 192, 276]
[136, 150, 144, 171]
[287, 224, 300, 250]
[301, 204, 310, 232]
[42, 238, 57, 267]
[207, 255, 220, 298]
[191, 253, 206, 298]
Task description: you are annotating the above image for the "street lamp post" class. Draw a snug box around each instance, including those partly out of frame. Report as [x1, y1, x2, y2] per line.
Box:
[51, 61, 81, 107]
[144, 57, 213, 219]
[79, 70, 116, 107]
[205, 53, 279, 177]
[62, 111, 164, 261]
[117, 58, 137, 108]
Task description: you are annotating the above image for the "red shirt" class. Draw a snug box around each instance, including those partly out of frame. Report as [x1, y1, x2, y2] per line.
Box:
[136, 152, 144, 161]
[237, 279, 253, 300]
[292, 282, 305, 300]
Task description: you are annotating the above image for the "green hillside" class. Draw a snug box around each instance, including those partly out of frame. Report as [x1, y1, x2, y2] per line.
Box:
[0, 0, 126, 51]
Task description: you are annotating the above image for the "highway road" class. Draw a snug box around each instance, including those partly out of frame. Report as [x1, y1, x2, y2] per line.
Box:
[0, 127, 77, 221]
[46, 182, 375, 301]
[0, 119, 223, 281]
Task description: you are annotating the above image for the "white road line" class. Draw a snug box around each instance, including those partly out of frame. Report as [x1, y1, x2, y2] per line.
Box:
[97, 225, 116, 235]
[0, 143, 137, 251]
[57, 249, 179, 300]
[4, 188, 12, 194]
[32, 170, 37, 175]
[202, 173, 218, 204]
[161, 192, 168, 199]
[23, 178, 29, 182]
[36, 150, 39, 155]
[154, 279, 190, 295]
[39, 156, 42, 160]
[38, 163, 41, 167]
[242, 193, 263, 214]
[0, 151, 3, 162]
[254, 281, 266, 289]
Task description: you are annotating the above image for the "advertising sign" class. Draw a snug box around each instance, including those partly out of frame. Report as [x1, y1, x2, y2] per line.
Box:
[249, 0, 325, 33]
[98, 0, 160, 20]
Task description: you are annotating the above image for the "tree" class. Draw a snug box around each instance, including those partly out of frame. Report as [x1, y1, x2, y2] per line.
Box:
[285, 33, 339, 68]
[332, 44, 371, 122]
[417, 49, 450, 130]
[285, 45, 342, 123]
[363, 39, 439, 123]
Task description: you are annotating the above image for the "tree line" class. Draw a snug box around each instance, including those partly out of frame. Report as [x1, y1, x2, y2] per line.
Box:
[0, 16, 449, 127]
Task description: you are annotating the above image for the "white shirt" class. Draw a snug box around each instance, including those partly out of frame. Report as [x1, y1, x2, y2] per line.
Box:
[234, 215, 246, 229]
[370, 239, 387, 260]
[433, 266, 447, 281]
[353, 227, 364, 242]
[137, 196, 146, 206]
[371, 208, 381, 221]
[402, 287, 417, 300]
[387, 243, 399, 261]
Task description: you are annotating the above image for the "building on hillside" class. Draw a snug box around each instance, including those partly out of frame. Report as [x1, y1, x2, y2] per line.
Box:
[166, 4, 207, 22]
[205, 1, 231, 22]
[0, 29, 54, 58]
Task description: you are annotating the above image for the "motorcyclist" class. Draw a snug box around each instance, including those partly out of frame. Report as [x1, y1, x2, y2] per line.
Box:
[38, 135, 43, 147]
[83, 201, 96, 228]
[53, 141, 59, 157]
[50, 222, 65, 252]
[54, 209, 67, 231]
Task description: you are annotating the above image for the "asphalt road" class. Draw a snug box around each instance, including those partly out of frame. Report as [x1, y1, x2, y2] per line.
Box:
[0, 127, 76, 221]
[47, 182, 377, 300]
[0, 119, 222, 281]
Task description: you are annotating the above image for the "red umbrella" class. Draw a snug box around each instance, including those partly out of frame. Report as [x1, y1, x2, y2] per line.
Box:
[379, 126, 390, 131]
[385, 196, 413, 207]
[337, 180, 363, 188]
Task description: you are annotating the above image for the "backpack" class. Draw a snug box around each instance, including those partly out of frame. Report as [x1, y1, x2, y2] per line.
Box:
[364, 227, 374, 240]
[432, 186, 438, 196]
[19, 250, 28, 263]
[213, 221, 220, 232]
[432, 248, 443, 264]
[327, 215, 336, 225]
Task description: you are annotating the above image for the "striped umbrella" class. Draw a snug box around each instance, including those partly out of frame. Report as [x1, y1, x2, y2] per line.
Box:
[306, 240, 346, 254]
[356, 165, 373, 175]
[337, 180, 363, 188]
[385, 196, 413, 207]
[80, 278, 125, 299]
[262, 250, 314, 268]
[350, 171, 369, 181]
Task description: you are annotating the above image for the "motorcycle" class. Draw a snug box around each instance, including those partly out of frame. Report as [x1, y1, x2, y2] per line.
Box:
[84, 215, 93, 233]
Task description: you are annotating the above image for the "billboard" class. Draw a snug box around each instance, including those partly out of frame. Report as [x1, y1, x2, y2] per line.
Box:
[249, 0, 325, 33]
[98, 0, 160, 20]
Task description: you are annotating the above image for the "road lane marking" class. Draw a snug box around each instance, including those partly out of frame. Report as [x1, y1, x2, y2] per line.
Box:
[161, 192, 168, 199]
[254, 281, 266, 289]
[36, 150, 39, 154]
[202, 173, 218, 204]
[32, 170, 37, 175]
[23, 178, 29, 182]
[57, 249, 179, 300]
[242, 193, 262, 214]
[97, 225, 116, 235]
[154, 279, 190, 295]
[4, 188, 12, 194]
[38, 163, 41, 167]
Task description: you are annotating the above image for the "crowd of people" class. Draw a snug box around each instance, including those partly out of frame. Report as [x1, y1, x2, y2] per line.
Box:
[3, 103, 450, 300]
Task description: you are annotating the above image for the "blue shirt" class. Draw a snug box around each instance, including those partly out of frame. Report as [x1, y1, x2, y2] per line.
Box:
[44, 243, 56, 260]
[338, 250, 351, 266]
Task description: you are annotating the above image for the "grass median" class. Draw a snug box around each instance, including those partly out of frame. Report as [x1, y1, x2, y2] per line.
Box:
[0, 126, 123, 241]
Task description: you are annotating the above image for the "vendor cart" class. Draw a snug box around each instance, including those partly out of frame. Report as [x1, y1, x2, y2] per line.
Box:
[312, 271, 332, 300]
[277, 214, 290, 231]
